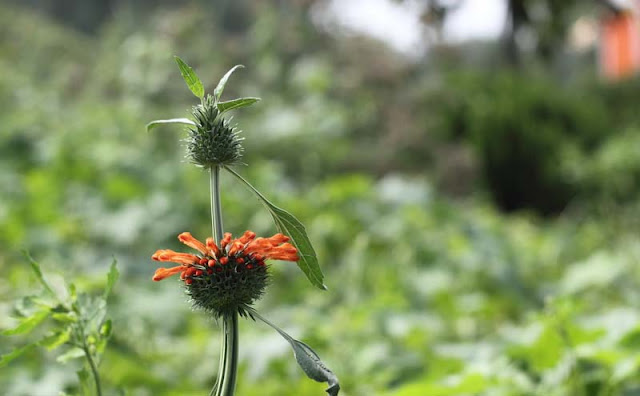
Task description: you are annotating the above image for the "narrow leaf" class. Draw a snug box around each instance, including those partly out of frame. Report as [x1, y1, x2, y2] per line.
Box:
[146, 118, 196, 132]
[225, 166, 326, 290]
[214, 65, 244, 101]
[174, 56, 204, 98]
[103, 259, 119, 301]
[246, 306, 339, 396]
[0, 343, 37, 367]
[23, 251, 56, 297]
[56, 347, 85, 363]
[39, 330, 71, 350]
[217, 97, 260, 113]
[2, 309, 50, 335]
[51, 312, 77, 324]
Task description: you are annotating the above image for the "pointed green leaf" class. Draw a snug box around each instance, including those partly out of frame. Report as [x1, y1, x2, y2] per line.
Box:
[246, 306, 339, 396]
[103, 259, 119, 301]
[39, 330, 71, 350]
[214, 65, 244, 101]
[23, 251, 56, 297]
[174, 56, 204, 99]
[2, 309, 50, 335]
[217, 97, 260, 113]
[0, 343, 37, 367]
[51, 312, 77, 324]
[146, 118, 196, 132]
[56, 347, 85, 363]
[225, 166, 326, 290]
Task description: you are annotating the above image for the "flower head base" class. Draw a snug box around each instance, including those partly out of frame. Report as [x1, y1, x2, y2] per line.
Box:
[187, 95, 243, 167]
[152, 231, 298, 317]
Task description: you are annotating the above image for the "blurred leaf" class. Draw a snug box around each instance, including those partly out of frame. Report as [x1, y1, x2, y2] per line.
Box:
[0, 343, 37, 367]
[23, 251, 56, 297]
[146, 118, 196, 132]
[619, 326, 640, 348]
[246, 306, 339, 395]
[392, 373, 488, 396]
[174, 56, 204, 99]
[103, 259, 118, 301]
[2, 309, 50, 335]
[77, 367, 92, 396]
[225, 166, 326, 290]
[39, 330, 70, 350]
[100, 319, 112, 338]
[214, 65, 244, 101]
[217, 97, 260, 114]
[57, 347, 85, 363]
[69, 283, 77, 303]
[51, 312, 77, 324]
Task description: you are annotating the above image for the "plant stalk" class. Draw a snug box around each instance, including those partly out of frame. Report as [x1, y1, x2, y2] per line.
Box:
[210, 166, 224, 242]
[209, 166, 239, 396]
[80, 337, 102, 396]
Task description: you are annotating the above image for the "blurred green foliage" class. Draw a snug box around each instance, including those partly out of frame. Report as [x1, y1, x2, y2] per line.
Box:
[1, 2, 640, 395]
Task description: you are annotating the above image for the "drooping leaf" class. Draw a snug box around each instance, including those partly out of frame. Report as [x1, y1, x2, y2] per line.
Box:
[56, 347, 85, 363]
[214, 65, 244, 101]
[103, 259, 119, 301]
[2, 309, 50, 335]
[217, 97, 261, 114]
[146, 118, 196, 132]
[245, 306, 339, 395]
[0, 343, 37, 367]
[23, 251, 56, 297]
[225, 166, 326, 290]
[289, 339, 340, 396]
[174, 56, 204, 98]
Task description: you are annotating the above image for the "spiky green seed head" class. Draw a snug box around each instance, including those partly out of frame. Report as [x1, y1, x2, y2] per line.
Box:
[186, 260, 269, 318]
[186, 95, 243, 167]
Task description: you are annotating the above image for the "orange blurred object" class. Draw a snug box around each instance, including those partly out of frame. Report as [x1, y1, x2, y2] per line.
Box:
[600, 5, 640, 80]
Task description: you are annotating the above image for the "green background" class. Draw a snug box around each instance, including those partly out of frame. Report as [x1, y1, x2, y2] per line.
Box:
[1, 1, 640, 395]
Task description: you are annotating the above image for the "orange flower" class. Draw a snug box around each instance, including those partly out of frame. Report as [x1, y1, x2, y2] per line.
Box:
[151, 231, 299, 282]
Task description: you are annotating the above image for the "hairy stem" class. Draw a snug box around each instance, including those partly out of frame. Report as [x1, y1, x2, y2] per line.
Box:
[209, 166, 238, 396]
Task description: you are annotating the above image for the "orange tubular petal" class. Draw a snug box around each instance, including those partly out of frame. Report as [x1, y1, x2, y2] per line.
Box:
[178, 232, 208, 255]
[155, 250, 199, 265]
[153, 266, 185, 281]
[206, 238, 221, 257]
[220, 233, 232, 249]
[269, 252, 299, 262]
[152, 250, 168, 261]
[268, 233, 290, 244]
[238, 231, 257, 244]
[228, 240, 245, 256]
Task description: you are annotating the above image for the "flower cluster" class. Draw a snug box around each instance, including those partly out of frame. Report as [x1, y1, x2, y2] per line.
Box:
[152, 231, 298, 317]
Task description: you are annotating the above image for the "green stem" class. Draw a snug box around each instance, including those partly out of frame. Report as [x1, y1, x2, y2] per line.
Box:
[215, 313, 238, 396]
[210, 166, 224, 242]
[208, 166, 239, 396]
[79, 329, 102, 396]
[85, 348, 102, 396]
